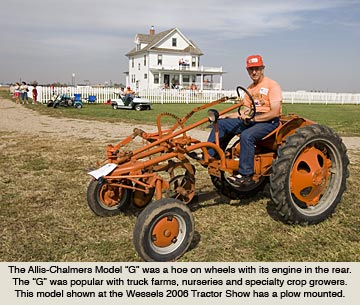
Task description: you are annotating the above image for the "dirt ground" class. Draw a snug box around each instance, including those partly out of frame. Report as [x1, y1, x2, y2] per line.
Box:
[1, 97, 359, 150]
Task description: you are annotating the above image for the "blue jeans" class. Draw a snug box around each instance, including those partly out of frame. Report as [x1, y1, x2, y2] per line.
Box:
[207, 118, 279, 176]
[21, 92, 28, 101]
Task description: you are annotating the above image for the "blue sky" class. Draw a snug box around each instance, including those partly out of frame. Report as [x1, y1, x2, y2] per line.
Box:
[0, 0, 359, 92]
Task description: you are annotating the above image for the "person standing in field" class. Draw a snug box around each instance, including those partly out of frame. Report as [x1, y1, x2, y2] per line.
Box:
[13, 82, 21, 104]
[20, 81, 29, 104]
[32, 85, 38, 104]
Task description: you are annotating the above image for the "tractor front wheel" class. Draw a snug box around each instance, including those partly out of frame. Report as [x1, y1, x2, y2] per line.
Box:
[270, 124, 349, 225]
[133, 198, 194, 261]
[87, 179, 132, 216]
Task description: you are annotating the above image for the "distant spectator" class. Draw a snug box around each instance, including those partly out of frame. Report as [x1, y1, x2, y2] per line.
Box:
[20, 81, 29, 104]
[13, 82, 21, 104]
[119, 87, 125, 97]
[175, 83, 183, 90]
[190, 83, 197, 91]
[32, 85, 38, 104]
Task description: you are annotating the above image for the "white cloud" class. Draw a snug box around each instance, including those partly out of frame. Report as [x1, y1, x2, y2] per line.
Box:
[0, 0, 358, 90]
[1, 0, 353, 38]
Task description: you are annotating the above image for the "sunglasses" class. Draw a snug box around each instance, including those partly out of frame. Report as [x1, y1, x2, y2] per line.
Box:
[247, 66, 264, 72]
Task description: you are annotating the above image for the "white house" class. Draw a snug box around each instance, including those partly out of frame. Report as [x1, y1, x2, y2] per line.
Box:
[125, 26, 225, 91]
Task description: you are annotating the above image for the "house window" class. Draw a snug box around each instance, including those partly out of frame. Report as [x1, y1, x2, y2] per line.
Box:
[138, 63, 141, 71]
[144, 55, 147, 66]
[154, 74, 159, 84]
[172, 38, 177, 47]
[136, 43, 141, 51]
[144, 73, 148, 79]
[157, 54, 162, 65]
[192, 57, 196, 67]
[132, 57, 134, 68]
[131, 74, 135, 83]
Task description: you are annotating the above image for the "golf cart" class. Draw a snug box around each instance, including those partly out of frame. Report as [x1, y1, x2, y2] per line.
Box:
[109, 94, 151, 111]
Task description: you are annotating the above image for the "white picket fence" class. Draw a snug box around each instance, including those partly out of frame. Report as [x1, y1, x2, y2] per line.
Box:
[30, 86, 360, 105]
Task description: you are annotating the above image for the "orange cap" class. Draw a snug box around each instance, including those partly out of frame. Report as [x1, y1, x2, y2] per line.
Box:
[246, 55, 264, 68]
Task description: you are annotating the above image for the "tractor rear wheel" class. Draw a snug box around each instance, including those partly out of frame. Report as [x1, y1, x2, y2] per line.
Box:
[87, 178, 132, 216]
[133, 198, 194, 261]
[270, 124, 349, 225]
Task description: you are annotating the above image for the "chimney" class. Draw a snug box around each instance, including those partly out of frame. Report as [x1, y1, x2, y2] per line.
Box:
[149, 25, 155, 36]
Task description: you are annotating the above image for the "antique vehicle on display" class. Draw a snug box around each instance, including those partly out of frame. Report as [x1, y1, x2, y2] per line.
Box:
[108, 94, 152, 111]
[87, 86, 349, 262]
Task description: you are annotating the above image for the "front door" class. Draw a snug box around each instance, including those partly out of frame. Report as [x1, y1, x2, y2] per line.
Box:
[164, 74, 170, 87]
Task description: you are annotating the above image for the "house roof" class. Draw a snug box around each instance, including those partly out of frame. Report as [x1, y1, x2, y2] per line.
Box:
[126, 28, 203, 57]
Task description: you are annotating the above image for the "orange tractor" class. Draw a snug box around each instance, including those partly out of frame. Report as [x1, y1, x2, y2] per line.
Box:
[87, 87, 349, 262]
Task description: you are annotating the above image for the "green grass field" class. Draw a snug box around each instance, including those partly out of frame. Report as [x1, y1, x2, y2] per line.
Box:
[0, 92, 359, 262]
[1, 89, 359, 136]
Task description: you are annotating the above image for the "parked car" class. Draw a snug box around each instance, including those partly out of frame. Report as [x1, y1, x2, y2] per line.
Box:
[109, 95, 151, 111]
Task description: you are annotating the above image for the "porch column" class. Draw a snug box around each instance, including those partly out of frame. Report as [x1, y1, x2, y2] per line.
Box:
[220, 75, 223, 90]
[200, 74, 204, 90]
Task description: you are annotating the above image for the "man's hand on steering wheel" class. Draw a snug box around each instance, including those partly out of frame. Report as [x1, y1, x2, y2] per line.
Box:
[239, 106, 252, 122]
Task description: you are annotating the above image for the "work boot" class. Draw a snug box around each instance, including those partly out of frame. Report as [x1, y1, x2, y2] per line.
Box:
[228, 173, 255, 186]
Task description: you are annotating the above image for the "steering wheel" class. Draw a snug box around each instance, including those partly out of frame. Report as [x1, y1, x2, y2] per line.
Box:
[236, 86, 256, 121]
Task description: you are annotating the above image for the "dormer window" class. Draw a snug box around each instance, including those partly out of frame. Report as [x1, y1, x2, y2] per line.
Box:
[172, 38, 177, 47]
[136, 43, 141, 51]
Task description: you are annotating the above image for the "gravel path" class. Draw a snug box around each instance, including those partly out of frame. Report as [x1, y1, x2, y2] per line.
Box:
[1, 97, 359, 150]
